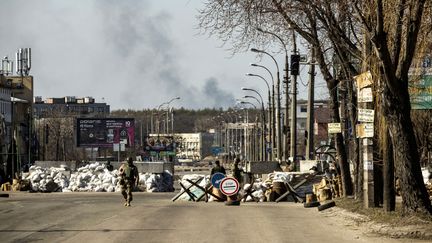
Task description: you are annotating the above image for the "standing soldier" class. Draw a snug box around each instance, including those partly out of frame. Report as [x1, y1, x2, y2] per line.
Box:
[232, 158, 243, 184]
[119, 157, 139, 207]
[211, 160, 226, 176]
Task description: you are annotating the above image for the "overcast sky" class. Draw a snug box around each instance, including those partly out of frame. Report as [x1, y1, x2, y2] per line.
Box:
[0, 0, 328, 110]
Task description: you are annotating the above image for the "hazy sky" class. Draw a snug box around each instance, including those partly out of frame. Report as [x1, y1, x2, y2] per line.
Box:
[0, 0, 328, 110]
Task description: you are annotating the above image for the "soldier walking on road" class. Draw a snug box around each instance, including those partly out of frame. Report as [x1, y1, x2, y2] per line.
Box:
[119, 157, 139, 207]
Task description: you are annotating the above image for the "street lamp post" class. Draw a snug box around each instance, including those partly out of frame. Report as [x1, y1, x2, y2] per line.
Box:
[250, 64, 276, 161]
[251, 48, 282, 162]
[256, 27, 291, 162]
[246, 72, 272, 161]
[156, 96, 180, 135]
[165, 97, 180, 135]
[242, 87, 266, 161]
[238, 101, 258, 161]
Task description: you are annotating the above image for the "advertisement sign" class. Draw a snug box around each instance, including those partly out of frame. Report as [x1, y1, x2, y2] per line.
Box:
[355, 71, 374, 103]
[77, 118, 135, 148]
[358, 109, 375, 123]
[327, 123, 341, 134]
[356, 123, 374, 138]
[354, 71, 373, 90]
[358, 87, 373, 103]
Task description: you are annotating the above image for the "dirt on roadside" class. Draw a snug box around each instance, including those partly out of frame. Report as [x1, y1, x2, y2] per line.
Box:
[324, 198, 432, 241]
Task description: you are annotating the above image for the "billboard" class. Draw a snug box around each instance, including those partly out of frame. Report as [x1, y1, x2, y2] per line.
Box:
[77, 118, 135, 148]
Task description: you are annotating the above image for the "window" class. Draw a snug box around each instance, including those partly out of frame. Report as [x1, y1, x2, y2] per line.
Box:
[300, 106, 307, 113]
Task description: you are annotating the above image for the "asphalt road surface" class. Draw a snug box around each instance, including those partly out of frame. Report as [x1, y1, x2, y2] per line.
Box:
[0, 192, 420, 243]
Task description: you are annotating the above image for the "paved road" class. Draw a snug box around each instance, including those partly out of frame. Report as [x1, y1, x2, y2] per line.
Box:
[0, 192, 420, 243]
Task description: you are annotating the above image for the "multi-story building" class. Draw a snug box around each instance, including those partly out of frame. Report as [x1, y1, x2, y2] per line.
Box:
[33, 96, 110, 118]
[0, 74, 34, 178]
[174, 133, 214, 162]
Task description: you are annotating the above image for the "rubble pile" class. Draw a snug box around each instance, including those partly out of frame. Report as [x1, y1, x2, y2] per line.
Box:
[25, 162, 174, 193]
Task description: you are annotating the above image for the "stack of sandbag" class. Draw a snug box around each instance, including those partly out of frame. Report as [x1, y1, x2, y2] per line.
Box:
[242, 178, 266, 202]
[313, 178, 332, 202]
[25, 162, 175, 193]
[141, 170, 175, 192]
[26, 165, 70, 192]
[65, 162, 119, 192]
[177, 174, 209, 201]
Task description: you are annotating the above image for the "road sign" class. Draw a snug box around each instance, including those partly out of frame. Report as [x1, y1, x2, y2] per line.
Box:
[328, 123, 341, 134]
[211, 172, 226, 189]
[356, 123, 374, 138]
[211, 147, 223, 155]
[220, 177, 239, 196]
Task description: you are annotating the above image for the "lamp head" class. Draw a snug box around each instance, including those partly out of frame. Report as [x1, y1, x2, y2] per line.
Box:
[245, 73, 253, 76]
[250, 63, 258, 67]
[250, 48, 260, 53]
[241, 87, 248, 90]
[256, 27, 264, 32]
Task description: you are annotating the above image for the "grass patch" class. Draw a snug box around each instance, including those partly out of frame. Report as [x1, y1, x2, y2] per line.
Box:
[334, 197, 432, 226]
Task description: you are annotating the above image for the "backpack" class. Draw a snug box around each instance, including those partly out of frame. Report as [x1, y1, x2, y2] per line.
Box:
[122, 164, 136, 179]
[124, 164, 131, 178]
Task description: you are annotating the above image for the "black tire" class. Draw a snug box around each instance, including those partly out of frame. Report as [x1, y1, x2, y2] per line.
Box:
[304, 201, 320, 208]
[0, 193, 9, 198]
[317, 200, 336, 211]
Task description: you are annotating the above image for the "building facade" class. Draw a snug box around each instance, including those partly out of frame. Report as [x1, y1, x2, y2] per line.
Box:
[33, 96, 110, 118]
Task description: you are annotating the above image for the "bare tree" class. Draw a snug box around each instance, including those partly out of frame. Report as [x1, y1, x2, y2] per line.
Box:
[353, 0, 432, 214]
[198, 0, 357, 196]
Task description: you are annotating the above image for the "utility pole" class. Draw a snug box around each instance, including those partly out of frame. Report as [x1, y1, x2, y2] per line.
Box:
[290, 29, 298, 163]
[360, 32, 374, 207]
[306, 47, 316, 160]
[284, 53, 290, 162]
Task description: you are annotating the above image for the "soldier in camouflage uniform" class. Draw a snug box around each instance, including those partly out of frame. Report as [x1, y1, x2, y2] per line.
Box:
[231, 158, 243, 184]
[119, 157, 139, 207]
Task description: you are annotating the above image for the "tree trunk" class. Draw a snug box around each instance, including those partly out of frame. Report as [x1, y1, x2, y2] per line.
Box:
[329, 80, 353, 196]
[347, 74, 361, 200]
[383, 85, 431, 214]
[383, 127, 395, 212]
